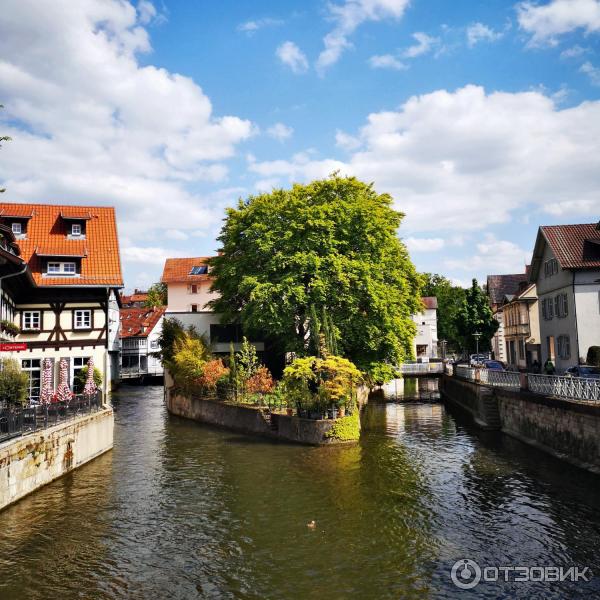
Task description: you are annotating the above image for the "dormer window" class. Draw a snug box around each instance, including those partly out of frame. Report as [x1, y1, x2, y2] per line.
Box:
[47, 261, 77, 276]
[71, 223, 82, 236]
[11, 222, 22, 235]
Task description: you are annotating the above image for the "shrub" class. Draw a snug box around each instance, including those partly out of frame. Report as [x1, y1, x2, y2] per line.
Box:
[0, 320, 20, 336]
[364, 362, 399, 386]
[587, 346, 600, 367]
[171, 336, 210, 393]
[74, 366, 103, 392]
[0, 359, 30, 405]
[198, 359, 229, 391]
[246, 366, 275, 395]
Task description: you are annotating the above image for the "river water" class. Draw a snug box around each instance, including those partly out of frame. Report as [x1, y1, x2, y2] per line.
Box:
[1, 382, 600, 599]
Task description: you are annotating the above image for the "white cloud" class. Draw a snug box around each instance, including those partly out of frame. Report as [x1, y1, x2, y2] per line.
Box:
[316, 0, 410, 73]
[122, 245, 186, 265]
[165, 229, 189, 240]
[267, 122, 294, 141]
[403, 32, 439, 58]
[368, 54, 407, 70]
[250, 85, 600, 234]
[560, 44, 589, 58]
[405, 237, 445, 252]
[445, 234, 530, 274]
[580, 60, 600, 84]
[237, 17, 284, 35]
[466, 22, 503, 47]
[0, 0, 254, 244]
[276, 41, 309, 73]
[335, 130, 362, 151]
[254, 178, 281, 192]
[518, 0, 600, 46]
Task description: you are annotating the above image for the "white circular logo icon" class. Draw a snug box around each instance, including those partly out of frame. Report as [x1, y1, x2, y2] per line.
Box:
[451, 559, 482, 589]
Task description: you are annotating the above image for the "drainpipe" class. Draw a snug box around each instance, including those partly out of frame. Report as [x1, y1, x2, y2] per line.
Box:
[572, 271, 580, 366]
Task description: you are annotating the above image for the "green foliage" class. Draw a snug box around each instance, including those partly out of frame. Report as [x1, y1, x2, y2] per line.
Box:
[282, 355, 362, 410]
[209, 174, 422, 370]
[171, 336, 211, 394]
[157, 317, 186, 365]
[144, 282, 167, 308]
[325, 412, 360, 441]
[74, 366, 102, 391]
[0, 319, 20, 336]
[587, 346, 600, 366]
[364, 362, 399, 386]
[237, 337, 259, 380]
[421, 273, 466, 353]
[454, 279, 498, 354]
[0, 358, 29, 405]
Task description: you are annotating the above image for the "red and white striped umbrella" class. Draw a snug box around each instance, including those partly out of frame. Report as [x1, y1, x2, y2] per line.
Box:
[55, 358, 73, 403]
[39, 358, 53, 405]
[83, 358, 97, 397]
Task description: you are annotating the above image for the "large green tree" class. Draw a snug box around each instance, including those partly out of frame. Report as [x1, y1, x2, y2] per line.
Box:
[454, 278, 498, 354]
[209, 175, 422, 372]
[144, 282, 167, 308]
[421, 273, 466, 353]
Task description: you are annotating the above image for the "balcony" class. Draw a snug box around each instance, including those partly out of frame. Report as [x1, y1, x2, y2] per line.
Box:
[504, 323, 530, 337]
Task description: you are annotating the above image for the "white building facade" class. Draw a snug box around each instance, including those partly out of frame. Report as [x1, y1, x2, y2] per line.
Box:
[412, 297, 438, 359]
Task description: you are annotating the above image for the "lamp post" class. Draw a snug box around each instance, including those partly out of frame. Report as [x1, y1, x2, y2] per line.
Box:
[473, 332, 482, 362]
[440, 339, 447, 361]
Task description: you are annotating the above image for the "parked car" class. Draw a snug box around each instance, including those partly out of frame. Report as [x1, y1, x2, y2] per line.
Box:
[470, 354, 488, 366]
[482, 360, 505, 371]
[565, 365, 600, 379]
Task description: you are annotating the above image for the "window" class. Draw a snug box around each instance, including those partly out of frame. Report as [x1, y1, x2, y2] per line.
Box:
[544, 258, 558, 277]
[150, 339, 159, 349]
[72, 357, 91, 392]
[557, 335, 571, 360]
[46, 261, 76, 276]
[189, 265, 208, 275]
[21, 359, 41, 400]
[191, 304, 198, 313]
[542, 298, 554, 321]
[23, 311, 41, 330]
[11, 222, 22, 235]
[519, 339, 526, 360]
[556, 293, 569, 318]
[71, 223, 81, 236]
[190, 284, 198, 294]
[74, 309, 92, 329]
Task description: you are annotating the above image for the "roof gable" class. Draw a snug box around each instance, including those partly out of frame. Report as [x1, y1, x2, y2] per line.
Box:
[0, 202, 123, 287]
[120, 306, 165, 338]
[486, 273, 528, 306]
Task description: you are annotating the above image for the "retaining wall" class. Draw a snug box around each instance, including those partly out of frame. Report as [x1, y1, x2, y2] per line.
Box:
[167, 389, 359, 445]
[0, 408, 114, 511]
[441, 374, 600, 473]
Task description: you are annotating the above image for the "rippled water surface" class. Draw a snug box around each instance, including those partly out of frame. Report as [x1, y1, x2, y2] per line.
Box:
[2, 382, 600, 599]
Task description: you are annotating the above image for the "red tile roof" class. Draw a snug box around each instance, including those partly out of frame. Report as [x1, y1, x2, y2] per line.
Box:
[0, 202, 123, 287]
[161, 257, 214, 284]
[120, 306, 165, 338]
[60, 208, 92, 220]
[422, 296, 438, 309]
[541, 223, 600, 269]
[121, 291, 149, 305]
[487, 273, 529, 307]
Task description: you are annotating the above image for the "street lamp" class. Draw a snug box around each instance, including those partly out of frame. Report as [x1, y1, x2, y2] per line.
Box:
[473, 332, 482, 361]
[440, 339, 447, 361]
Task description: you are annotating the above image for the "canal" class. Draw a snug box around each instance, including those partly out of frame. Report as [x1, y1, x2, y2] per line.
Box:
[1, 382, 600, 599]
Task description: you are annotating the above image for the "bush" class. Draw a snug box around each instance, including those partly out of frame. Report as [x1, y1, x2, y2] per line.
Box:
[364, 362, 399, 386]
[587, 346, 600, 367]
[74, 366, 103, 392]
[171, 336, 210, 393]
[197, 359, 229, 392]
[0, 359, 30, 405]
[0, 320, 20, 336]
[246, 366, 275, 395]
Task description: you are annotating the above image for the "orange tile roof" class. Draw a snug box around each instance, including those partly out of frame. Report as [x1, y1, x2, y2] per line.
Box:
[121, 291, 149, 305]
[161, 257, 214, 284]
[542, 224, 600, 269]
[0, 202, 123, 287]
[120, 306, 165, 338]
[60, 208, 92, 220]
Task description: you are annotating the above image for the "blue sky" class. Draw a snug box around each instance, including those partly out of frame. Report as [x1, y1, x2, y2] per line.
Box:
[1, 0, 599, 291]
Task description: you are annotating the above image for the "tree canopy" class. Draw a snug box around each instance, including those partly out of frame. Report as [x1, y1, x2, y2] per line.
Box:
[421, 273, 466, 353]
[455, 278, 498, 353]
[144, 282, 167, 308]
[209, 175, 422, 372]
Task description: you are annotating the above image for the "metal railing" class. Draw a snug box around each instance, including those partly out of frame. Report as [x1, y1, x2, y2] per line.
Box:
[528, 373, 600, 402]
[479, 368, 520, 389]
[453, 366, 600, 403]
[398, 362, 444, 375]
[0, 392, 103, 444]
[120, 367, 163, 379]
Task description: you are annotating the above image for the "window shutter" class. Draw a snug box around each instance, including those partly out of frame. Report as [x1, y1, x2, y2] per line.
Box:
[563, 293, 568, 316]
[542, 299, 546, 320]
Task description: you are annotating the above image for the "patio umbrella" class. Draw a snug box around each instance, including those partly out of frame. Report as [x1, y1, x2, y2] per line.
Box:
[39, 358, 54, 405]
[55, 358, 73, 403]
[83, 358, 97, 397]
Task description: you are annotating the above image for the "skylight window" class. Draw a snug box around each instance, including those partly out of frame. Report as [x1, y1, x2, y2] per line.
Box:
[190, 266, 208, 275]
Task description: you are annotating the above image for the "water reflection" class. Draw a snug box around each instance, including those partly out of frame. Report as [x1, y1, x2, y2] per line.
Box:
[374, 377, 441, 402]
[0, 384, 599, 599]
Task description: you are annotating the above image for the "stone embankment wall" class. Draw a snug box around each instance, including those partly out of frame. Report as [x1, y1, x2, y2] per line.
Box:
[441, 375, 600, 473]
[166, 385, 359, 445]
[0, 408, 114, 511]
